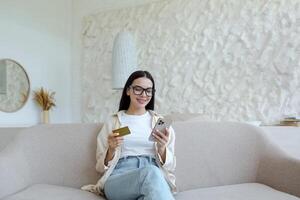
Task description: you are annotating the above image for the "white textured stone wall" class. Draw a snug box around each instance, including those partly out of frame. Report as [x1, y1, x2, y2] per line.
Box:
[82, 0, 300, 123]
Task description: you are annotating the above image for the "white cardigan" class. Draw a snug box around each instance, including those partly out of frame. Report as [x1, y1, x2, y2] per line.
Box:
[81, 110, 177, 196]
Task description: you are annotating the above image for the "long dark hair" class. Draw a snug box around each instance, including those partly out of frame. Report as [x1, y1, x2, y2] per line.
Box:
[118, 70, 155, 111]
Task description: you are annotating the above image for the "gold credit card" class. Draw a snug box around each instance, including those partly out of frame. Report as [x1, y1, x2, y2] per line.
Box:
[112, 126, 131, 137]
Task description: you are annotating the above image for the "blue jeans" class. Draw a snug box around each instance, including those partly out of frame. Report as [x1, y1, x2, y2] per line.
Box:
[104, 155, 174, 200]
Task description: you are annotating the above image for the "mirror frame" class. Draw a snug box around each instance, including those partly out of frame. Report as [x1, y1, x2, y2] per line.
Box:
[0, 58, 31, 113]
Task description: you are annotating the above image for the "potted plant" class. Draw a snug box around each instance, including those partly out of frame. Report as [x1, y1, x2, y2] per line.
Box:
[33, 87, 56, 123]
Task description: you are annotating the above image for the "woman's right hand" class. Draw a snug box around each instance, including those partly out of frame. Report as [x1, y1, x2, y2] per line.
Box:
[107, 132, 124, 153]
[105, 132, 124, 165]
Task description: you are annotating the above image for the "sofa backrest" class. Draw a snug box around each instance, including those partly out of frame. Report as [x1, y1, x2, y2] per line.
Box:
[173, 121, 265, 192]
[3, 122, 266, 192]
[0, 127, 24, 151]
[7, 123, 102, 188]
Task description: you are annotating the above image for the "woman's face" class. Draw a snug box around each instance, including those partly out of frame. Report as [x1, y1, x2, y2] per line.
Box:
[127, 77, 153, 110]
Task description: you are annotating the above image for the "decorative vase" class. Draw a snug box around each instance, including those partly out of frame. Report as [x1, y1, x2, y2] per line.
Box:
[42, 110, 50, 124]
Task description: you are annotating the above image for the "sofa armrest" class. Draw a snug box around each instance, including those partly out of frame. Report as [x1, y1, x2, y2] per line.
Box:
[0, 147, 31, 199]
[257, 142, 300, 197]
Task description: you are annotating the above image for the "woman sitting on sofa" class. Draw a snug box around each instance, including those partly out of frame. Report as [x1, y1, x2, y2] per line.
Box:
[82, 70, 176, 200]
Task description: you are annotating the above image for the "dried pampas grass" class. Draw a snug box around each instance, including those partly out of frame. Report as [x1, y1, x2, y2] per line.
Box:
[33, 87, 56, 111]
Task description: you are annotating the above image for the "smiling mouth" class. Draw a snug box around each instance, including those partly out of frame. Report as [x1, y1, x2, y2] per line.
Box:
[137, 98, 147, 104]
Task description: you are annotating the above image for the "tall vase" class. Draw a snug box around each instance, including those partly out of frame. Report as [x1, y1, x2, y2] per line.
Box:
[42, 110, 50, 124]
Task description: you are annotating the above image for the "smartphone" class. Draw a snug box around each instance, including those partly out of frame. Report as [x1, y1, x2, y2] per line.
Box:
[112, 126, 131, 137]
[148, 118, 172, 141]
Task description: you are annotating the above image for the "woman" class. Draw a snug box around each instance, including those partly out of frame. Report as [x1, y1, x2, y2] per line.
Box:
[82, 70, 176, 200]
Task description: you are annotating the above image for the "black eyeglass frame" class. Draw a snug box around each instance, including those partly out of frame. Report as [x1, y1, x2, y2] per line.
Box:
[129, 85, 155, 97]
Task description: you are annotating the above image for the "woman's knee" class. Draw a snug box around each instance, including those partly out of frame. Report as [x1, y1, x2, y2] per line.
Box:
[140, 165, 163, 181]
[139, 166, 172, 199]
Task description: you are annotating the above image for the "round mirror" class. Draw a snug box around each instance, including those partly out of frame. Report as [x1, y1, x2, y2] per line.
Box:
[0, 59, 30, 112]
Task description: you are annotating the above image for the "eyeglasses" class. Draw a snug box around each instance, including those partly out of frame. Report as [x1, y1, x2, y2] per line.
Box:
[129, 85, 155, 97]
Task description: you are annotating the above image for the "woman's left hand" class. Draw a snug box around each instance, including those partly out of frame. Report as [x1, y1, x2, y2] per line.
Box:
[152, 128, 170, 153]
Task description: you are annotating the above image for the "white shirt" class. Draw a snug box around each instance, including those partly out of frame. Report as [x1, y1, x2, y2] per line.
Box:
[119, 111, 155, 158]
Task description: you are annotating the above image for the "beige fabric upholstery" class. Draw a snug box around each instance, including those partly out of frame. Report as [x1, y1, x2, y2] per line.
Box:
[0, 128, 24, 151]
[175, 183, 299, 200]
[0, 124, 102, 199]
[164, 113, 210, 122]
[0, 122, 299, 200]
[261, 126, 300, 159]
[257, 142, 300, 197]
[3, 184, 103, 200]
[173, 121, 264, 191]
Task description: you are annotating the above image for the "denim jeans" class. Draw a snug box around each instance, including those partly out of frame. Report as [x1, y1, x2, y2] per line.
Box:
[104, 155, 175, 200]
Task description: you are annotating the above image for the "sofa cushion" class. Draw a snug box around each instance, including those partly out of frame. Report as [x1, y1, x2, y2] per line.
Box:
[164, 113, 210, 122]
[2, 123, 103, 190]
[173, 121, 265, 191]
[3, 184, 104, 200]
[174, 183, 300, 200]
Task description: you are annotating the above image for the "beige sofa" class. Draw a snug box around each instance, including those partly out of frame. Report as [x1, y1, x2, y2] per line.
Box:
[0, 122, 299, 200]
[0, 128, 23, 151]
